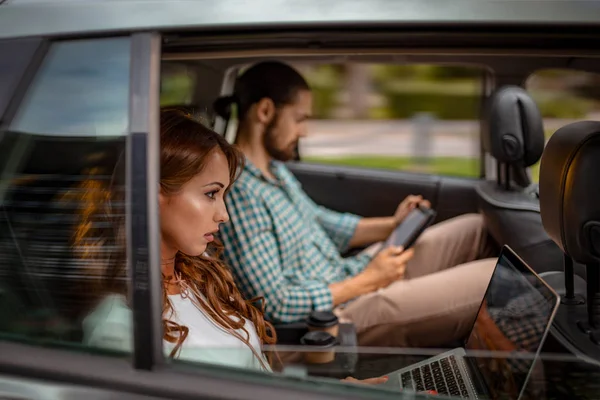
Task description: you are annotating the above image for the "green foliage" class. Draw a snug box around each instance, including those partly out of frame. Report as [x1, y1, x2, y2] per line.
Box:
[379, 91, 480, 120]
[304, 65, 342, 119]
[303, 156, 479, 178]
[531, 92, 592, 119]
[160, 73, 195, 106]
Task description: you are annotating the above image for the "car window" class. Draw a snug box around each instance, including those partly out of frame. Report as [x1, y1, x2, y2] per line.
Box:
[526, 68, 600, 182]
[161, 62, 197, 107]
[295, 63, 484, 178]
[0, 37, 131, 356]
[160, 62, 220, 129]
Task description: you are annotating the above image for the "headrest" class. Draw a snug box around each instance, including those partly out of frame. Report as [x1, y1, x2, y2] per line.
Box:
[483, 86, 545, 167]
[539, 121, 600, 264]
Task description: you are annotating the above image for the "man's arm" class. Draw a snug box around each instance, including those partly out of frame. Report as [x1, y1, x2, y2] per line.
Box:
[309, 190, 430, 250]
[221, 187, 373, 323]
[348, 217, 396, 248]
[226, 224, 379, 322]
[349, 194, 432, 248]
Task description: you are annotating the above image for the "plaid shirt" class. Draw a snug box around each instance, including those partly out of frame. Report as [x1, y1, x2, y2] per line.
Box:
[219, 160, 371, 323]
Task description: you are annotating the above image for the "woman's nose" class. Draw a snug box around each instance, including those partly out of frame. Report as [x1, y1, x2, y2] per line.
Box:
[216, 201, 229, 224]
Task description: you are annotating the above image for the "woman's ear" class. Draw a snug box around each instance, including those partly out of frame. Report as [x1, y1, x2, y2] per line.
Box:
[158, 189, 168, 206]
[255, 97, 276, 124]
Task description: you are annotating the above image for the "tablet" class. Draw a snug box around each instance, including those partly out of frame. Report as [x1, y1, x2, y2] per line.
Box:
[383, 206, 437, 250]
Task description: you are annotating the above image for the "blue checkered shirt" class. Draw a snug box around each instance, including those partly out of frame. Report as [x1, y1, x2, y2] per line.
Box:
[219, 160, 371, 323]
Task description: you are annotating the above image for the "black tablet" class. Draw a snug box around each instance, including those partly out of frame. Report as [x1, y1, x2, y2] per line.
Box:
[383, 206, 437, 250]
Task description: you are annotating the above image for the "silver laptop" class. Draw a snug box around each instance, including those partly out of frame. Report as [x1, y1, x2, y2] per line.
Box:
[383, 245, 560, 399]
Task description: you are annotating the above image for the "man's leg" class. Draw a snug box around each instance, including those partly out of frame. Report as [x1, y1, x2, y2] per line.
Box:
[337, 258, 497, 348]
[405, 214, 495, 279]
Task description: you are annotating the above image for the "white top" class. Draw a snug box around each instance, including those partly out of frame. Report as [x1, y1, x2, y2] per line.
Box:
[83, 293, 270, 372]
[167, 293, 264, 360]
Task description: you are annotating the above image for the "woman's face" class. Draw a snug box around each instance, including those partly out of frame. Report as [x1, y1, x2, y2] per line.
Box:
[159, 149, 231, 258]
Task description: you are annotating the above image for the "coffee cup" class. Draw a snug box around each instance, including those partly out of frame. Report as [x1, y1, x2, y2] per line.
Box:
[307, 311, 339, 337]
[300, 331, 337, 364]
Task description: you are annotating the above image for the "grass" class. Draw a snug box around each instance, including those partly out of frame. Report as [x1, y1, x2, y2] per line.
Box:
[303, 156, 480, 178]
[305, 155, 544, 183]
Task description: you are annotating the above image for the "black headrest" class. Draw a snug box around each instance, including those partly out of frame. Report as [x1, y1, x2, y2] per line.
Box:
[539, 121, 600, 264]
[483, 86, 545, 167]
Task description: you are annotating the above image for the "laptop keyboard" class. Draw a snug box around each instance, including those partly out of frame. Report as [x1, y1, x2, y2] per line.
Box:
[401, 355, 470, 398]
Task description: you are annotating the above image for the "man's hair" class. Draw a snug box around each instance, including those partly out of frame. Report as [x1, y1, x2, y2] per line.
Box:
[213, 61, 310, 120]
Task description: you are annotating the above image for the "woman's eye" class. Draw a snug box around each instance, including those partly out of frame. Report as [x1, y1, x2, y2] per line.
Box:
[206, 190, 218, 199]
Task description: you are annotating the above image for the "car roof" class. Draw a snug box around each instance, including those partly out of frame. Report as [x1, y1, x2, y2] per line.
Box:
[2, 0, 600, 40]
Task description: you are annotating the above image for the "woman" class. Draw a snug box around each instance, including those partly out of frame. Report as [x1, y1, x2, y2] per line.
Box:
[78, 108, 273, 370]
[77, 108, 387, 382]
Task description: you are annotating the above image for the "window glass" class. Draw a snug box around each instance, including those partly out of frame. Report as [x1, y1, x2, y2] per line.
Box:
[297, 63, 484, 178]
[160, 62, 218, 128]
[10, 39, 130, 137]
[526, 69, 600, 182]
[0, 37, 131, 356]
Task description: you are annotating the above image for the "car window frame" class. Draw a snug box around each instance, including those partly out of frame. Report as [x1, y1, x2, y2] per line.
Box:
[0, 38, 47, 126]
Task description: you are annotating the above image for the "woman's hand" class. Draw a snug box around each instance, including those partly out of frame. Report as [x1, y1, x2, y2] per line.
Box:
[342, 376, 389, 385]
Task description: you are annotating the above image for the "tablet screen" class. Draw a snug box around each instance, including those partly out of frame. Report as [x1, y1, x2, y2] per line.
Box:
[385, 208, 432, 248]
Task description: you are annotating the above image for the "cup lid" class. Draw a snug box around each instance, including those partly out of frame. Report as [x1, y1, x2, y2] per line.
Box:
[300, 331, 337, 347]
[307, 311, 339, 328]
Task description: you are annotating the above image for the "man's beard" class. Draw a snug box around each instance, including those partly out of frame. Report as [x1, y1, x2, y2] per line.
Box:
[263, 114, 298, 162]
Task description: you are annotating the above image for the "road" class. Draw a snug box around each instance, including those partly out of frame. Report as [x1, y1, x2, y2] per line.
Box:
[300, 119, 572, 158]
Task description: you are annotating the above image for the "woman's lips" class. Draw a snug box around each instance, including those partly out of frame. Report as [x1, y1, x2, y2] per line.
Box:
[204, 233, 215, 242]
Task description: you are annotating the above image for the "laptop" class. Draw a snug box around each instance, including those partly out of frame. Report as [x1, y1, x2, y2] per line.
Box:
[383, 245, 560, 399]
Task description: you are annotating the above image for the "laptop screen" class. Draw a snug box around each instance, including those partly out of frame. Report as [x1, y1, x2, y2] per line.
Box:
[465, 246, 559, 399]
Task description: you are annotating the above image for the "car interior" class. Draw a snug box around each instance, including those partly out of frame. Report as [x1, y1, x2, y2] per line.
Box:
[476, 85, 587, 279]
[160, 48, 600, 382]
[2, 31, 600, 398]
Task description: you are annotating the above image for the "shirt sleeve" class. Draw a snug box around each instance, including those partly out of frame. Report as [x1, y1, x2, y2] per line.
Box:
[280, 165, 361, 253]
[313, 205, 362, 252]
[82, 294, 133, 353]
[220, 184, 334, 324]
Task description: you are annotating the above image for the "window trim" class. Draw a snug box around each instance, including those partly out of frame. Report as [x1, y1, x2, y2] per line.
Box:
[0, 38, 48, 132]
[128, 32, 164, 370]
[0, 341, 416, 400]
[480, 68, 496, 180]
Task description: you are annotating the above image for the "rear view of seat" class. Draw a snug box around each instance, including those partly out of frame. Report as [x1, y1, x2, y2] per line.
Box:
[476, 85, 585, 277]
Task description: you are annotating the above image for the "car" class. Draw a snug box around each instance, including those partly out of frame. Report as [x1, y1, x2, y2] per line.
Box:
[2, 0, 600, 399]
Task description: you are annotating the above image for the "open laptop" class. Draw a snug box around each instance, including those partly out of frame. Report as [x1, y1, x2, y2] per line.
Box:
[383, 245, 560, 399]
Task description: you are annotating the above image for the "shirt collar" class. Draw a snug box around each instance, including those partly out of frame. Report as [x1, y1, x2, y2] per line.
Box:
[243, 158, 284, 186]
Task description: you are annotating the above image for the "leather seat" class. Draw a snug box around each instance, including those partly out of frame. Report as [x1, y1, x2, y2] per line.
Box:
[538, 120, 600, 361]
[476, 86, 585, 277]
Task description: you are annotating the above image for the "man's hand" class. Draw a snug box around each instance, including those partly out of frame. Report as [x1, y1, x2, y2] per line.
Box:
[394, 195, 431, 226]
[329, 246, 413, 306]
[360, 246, 414, 291]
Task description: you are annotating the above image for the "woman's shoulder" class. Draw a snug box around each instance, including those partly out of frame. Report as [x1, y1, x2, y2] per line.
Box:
[82, 293, 133, 352]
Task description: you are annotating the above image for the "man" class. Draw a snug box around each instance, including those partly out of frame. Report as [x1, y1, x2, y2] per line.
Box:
[216, 61, 497, 347]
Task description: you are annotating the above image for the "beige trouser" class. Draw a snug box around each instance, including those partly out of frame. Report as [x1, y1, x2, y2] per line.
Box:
[336, 213, 498, 348]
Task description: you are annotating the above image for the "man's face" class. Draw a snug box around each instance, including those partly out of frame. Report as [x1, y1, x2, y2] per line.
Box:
[263, 89, 312, 162]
